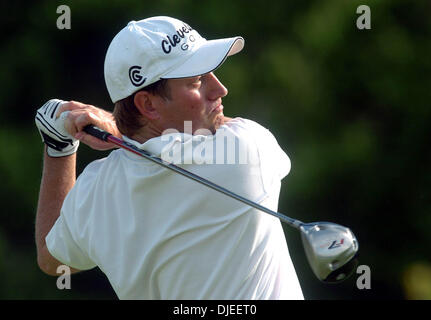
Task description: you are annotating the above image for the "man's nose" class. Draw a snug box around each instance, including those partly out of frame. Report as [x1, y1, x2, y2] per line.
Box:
[207, 72, 228, 100]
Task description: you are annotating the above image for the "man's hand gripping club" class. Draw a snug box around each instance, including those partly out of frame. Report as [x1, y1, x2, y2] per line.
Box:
[35, 99, 120, 155]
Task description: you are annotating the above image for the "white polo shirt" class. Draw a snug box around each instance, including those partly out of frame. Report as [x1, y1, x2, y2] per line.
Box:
[46, 118, 304, 300]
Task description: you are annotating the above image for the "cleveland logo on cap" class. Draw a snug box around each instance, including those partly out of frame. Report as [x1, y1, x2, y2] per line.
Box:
[129, 66, 147, 86]
[161, 23, 195, 54]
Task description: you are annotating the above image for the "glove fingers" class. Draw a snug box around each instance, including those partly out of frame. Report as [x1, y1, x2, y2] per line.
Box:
[35, 99, 79, 157]
[41, 99, 63, 119]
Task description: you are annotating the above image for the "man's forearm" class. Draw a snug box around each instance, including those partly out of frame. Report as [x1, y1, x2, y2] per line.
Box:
[34, 100, 117, 275]
[35, 148, 76, 274]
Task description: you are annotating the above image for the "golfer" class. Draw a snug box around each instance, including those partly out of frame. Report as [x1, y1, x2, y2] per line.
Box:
[35, 16, 304, 299]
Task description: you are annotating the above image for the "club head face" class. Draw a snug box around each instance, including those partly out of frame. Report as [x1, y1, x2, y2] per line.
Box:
[300, 222, 359, 283]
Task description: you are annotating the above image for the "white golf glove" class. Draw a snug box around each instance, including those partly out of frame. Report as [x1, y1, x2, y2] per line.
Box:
[35, 99, 80, 157]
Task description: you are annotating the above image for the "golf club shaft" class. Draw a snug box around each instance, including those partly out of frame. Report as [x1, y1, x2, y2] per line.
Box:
[83, 125, 304, 229]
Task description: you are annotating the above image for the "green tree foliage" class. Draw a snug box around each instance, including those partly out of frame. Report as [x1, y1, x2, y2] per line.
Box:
[0, 0, 429, 299]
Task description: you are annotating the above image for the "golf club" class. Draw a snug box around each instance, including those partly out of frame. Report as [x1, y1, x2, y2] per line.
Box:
[83, 125, 359, 283]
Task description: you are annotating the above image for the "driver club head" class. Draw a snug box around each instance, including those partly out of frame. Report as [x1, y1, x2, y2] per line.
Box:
[300, 222, 359, 283]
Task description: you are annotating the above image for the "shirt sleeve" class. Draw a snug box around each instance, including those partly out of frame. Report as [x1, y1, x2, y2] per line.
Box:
[259, 126, 291, 180]
[45, 172, 98, 271]
[239, 119, 291, 193]
[45, 212, 96, 270]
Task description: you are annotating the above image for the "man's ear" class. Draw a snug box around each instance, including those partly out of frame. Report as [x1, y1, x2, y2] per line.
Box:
[134, 91, 160, 120]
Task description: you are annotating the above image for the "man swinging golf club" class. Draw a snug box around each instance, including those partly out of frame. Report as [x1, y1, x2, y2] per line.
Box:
[35, 16, 304, 299]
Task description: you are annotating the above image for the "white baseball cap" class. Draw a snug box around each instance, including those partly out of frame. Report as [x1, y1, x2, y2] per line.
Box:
[104, 16, 244, 103]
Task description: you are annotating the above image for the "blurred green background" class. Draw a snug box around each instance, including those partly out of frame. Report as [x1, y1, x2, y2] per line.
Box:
[0, 0, 430, 300]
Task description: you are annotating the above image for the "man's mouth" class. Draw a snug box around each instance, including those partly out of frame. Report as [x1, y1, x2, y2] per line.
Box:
[211, 104, 224, 114]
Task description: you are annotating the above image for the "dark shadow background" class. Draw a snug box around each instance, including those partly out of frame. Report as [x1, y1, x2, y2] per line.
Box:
[0, 0, 430, 299]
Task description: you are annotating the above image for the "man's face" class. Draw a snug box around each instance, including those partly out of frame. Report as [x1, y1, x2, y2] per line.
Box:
[154, 72, 228, 134]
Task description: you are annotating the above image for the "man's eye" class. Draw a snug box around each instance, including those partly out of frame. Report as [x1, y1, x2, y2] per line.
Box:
[188, 77, 201, 88]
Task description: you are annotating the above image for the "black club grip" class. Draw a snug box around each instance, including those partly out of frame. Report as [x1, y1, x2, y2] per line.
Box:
[83, 125, 112, 141]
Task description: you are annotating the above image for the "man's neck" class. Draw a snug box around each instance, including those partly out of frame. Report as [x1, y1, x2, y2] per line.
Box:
[130, 116, 233, 144]
[130, 122, 163, 144]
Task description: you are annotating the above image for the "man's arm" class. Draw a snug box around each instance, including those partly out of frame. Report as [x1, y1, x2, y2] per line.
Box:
[35, 100, 120, 276]
[35, 149, 80, 275]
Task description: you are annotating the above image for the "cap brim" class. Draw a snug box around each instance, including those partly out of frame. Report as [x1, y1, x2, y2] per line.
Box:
[161, 36, 244, 79]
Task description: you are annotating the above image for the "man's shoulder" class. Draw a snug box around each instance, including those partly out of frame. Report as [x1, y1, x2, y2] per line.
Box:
[223, 117, 276, 143]
[81, 156, 107, 176]
[222, 117, 270, 135]
[225, 117, 265, 129]
[77, 149, 122, 182]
